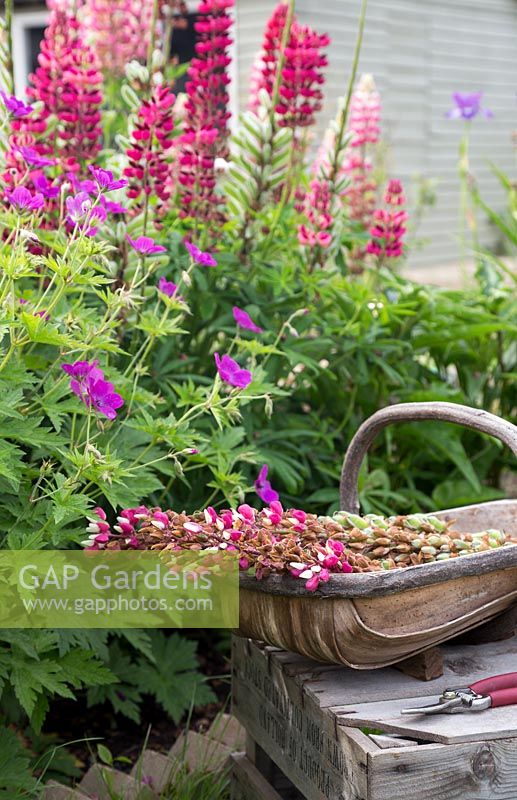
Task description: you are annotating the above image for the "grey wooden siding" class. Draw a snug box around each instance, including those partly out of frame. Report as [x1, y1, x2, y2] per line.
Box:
[235, 0, 517, 269]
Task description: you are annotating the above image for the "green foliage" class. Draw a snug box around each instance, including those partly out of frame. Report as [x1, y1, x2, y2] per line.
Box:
[0, 727, 37, 797]
[86, 632, 215, 724]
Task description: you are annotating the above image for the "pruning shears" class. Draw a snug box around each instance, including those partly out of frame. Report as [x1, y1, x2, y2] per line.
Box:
[401, 673, 517, 715]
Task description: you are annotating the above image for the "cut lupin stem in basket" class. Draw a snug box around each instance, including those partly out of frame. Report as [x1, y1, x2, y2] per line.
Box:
[83, 504, 517, 593]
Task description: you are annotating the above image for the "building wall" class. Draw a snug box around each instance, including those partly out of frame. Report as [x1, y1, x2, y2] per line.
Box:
[234, 0, 517, 269]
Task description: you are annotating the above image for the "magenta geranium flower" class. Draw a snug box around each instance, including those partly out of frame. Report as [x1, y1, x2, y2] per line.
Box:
[158, 277, 179, 298]
[67, 173, 97, 195]
[0, 90, 33, 118]
[33, 175, 60, 200]
[62, 359, 123, 420]
[16, 146, 56, 167]
[447, 92, 492, 121]
[85, 206, 107, 237]
[101, 197, 127, 215]
[87, 378, 124, 420]
[126, 235, 167, 255]
[185, 241, 217, 267]
[6, 187, 45, 212]
[254, 464, 279, 504]
[66, 192, 92, 224]
[232, 306, 263, 333]
[88, 165, 128, 192]
[214, 353, 252, 389]
[62, 359, 104, 398]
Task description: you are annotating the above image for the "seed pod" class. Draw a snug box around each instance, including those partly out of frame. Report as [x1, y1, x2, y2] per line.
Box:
[426, 516, 447, 532]
[371, 546, 390, 557]
[406, 515, 425, 529]
[345, 514, 370, 530]
[420, 545, 437, 556]
[452, 539, 470, 550]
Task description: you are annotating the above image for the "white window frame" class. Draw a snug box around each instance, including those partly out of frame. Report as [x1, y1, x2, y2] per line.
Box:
[12, 8, 49, 96]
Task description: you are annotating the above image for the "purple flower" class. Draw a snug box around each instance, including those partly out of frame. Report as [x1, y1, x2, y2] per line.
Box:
[84, 206, 107, 237]
[214, 353, 252, 389]
[63, 360, 104, 398]
[88, 165, 128, 192]
[67, 173, 97, 195]
[62, 360, 123, 420]
[66, 192, 92, 224]
[16, 146, 56, 167]
[87, 378, 124, 420]
[101, 197, 127, 215]
[33, 174, 60, 199]
[158, 276, 179, 298]
[254, 464, 279, 504]
[447, 92, 492, 121]
[0, 91, 33, 118]
[6, 186, 45, 212]
[126, 235, 166, 255]
[185, 241, 217, 267]
[19, 298, 50, 321]
[232, 306, 263, 333]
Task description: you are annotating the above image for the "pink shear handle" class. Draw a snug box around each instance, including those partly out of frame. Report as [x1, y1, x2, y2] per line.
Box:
[471, 673, 517, 708]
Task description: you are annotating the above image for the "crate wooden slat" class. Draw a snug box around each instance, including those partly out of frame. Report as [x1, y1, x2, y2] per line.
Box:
[231, 753, 289, 800]
[335, 695, 517, 744]
[232, 634, 517, 800]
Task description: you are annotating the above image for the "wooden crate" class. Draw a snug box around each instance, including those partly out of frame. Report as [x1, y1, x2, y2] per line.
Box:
[231, 634, 517, 800]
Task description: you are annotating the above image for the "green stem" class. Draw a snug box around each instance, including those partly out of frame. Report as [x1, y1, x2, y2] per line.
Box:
[459, 122, 479, 263]
[4, 0, 15, 95]
[327, 0, 368, 188]
[146, 0, 160, 72]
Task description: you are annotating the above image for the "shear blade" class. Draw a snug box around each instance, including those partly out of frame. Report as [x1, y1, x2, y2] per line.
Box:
[401, 698, 459, 715]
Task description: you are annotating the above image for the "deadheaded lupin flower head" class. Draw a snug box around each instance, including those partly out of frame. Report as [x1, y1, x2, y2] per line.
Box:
[447, 92, 492, 121]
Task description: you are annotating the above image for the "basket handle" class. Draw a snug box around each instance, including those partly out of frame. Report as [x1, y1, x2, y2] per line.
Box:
[340, 402, 517, 513]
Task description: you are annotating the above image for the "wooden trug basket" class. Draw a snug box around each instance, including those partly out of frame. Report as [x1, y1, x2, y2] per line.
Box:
[238, 402, 517, 668]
